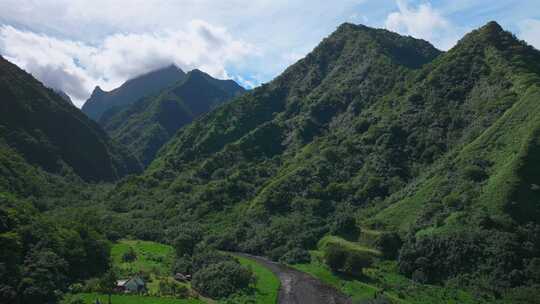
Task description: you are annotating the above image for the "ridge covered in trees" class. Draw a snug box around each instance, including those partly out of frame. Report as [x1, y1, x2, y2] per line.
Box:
[108, 21, 540, 300]
[1, 21, 540, 303]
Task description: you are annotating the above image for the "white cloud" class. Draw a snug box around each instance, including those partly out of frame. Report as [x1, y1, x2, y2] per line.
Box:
[0, 1, 368, 104]
[2, 0, 539, 108]
[0, 21, 255, 107]
[385, 0, 459, 50]
[518, 19, 540, 50]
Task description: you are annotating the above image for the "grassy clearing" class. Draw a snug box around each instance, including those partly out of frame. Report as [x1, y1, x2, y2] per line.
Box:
[293, 251, 380, 302]
[293, 251, 489, 304]
[318, 235, 382, 257]
[111, 240, 174, 276]
[77, 293, 204, 304]
[229, 255, 280, 304]
[294, 235, 486, 303]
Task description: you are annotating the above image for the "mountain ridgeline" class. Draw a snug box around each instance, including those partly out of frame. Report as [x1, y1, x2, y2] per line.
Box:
[108, 22, 540, 298]
[99, 69, 245, 166]
[1, 20, 540, 304]
[82, 64, 186, 121]
[0, 56, 141, 186]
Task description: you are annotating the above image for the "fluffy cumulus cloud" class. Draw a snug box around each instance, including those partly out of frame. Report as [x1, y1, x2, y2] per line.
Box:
[518, 19, 540, 50]
[385, 0, 460, 50]
[0, 21, 255, 106]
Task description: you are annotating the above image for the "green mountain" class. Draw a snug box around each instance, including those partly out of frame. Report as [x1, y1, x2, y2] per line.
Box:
[109, 22, 540, 297]
[81, 64, 186, 121]
[0, 55, 141, 189]
[99, 69, 245, 166]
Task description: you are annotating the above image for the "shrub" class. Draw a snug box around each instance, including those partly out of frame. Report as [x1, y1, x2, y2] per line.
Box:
[158, 279, 189, 298]
[463, 165, 487, 182]
[330, 215, 360, 240]
[60, 294, 84, 304]
[191, 248, 231, 274]
[279, 248, 311, 264]
[174, 232, 202, 257]
[172, 255, 193, 275]
[375, 232, 403, 259]
[68, 283, 83, 294]
[323, 242, 372, 276]
[343, 251, 373, 276]
[82, 278, 101, 292]
[192, 261, 254, 298]
[122, 246, 137, 262]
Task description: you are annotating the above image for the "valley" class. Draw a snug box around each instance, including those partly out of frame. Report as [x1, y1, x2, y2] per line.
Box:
[1, 16, 540, 304]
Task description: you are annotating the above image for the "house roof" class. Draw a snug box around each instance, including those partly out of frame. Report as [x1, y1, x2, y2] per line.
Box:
[117, 276, 145, 287]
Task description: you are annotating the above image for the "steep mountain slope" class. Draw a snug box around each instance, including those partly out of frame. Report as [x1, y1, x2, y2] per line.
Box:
[108, 22, 540, 298]
[0, 55, 141, 185]
[99, 69, 245, 166]
[81, 65, 186, 121]
[54, 89, 74, 105]
[110, 23, 441, 244]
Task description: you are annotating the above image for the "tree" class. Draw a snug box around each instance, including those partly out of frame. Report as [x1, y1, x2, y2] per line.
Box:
[343, 251, 372, 277]
[98, 270, 117, 304]
[173, 229, 202, 257]
[324, 244, 372, 277]
[18, 248, 68, 304]
[323, 244, 347, 272]
[122, 247, 137, 263]
[192, 261, 254, 298]
[330, 215, 359, 240]
[375, 232, 403, 259]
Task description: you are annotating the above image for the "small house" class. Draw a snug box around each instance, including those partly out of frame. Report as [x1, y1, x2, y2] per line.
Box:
[116, 276, 146, 293]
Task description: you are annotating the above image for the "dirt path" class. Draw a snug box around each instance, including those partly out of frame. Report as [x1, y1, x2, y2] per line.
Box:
[237, 254, 352, 304]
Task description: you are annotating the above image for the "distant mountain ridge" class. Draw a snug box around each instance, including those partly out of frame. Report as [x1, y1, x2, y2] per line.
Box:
[100, 68, 245, 166]
[82, 64, 186, 120]
[0, 56, 141, 187]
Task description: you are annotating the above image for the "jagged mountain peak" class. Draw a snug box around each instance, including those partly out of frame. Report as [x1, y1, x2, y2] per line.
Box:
[455, 20, 523, 50]
[82, 64, 187, 121]
[91, 85, 106, 95]
[99, 67, 244, 166]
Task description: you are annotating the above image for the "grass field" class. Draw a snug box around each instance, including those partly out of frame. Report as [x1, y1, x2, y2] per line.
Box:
[77, 293, 204, 304]
[230, 255, 280, 304]
[318, 235, 382, 257]
[74, 240, 203, 303]
[293, 250, 384, 303]
[291, 235, 489, 304]
[69, 240, 282, 304]
[111, 240, 175, 276]
[293, 250, 488, 304]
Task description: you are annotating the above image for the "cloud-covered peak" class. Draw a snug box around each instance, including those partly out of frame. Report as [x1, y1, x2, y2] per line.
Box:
[0, 20, 255, 107]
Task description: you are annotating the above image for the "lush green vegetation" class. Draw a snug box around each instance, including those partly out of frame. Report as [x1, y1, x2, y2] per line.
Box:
[111, 240, 175, 276]
[170, 226, 257, 299]
[0, 193, 111, 304]
[3, 20, 540, 304]
[101, 22, 540, 302]
[82, 65, 186, 121]
[293, 234, 487, 304]
[226, 255, 281, 304]
[0, 56, 141, 182]
[100, 69, 245, 166]
[75, 292, 203, 304]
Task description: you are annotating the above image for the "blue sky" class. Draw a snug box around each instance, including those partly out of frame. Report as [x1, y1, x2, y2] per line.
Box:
[0, 0, 539, 107]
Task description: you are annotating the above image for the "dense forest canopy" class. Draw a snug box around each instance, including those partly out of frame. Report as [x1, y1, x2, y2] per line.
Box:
[108, 21, 540, 298]
[1, 21, 540, 303]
